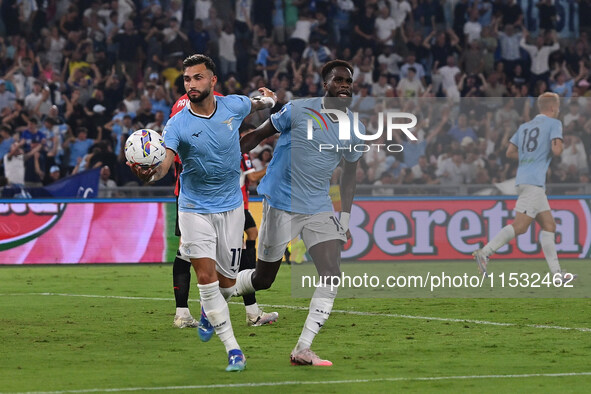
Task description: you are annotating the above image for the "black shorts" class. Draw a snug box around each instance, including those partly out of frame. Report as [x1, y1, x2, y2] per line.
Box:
[244, 209, 256, 231]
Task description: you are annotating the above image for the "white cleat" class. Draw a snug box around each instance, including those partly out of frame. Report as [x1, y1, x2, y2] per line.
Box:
[173, 315, 199, 328]
[554, 271, 577, 286]
[246, 309, 279, 327]
[290, 348, 332, 366]
[472, 249, 489, 277]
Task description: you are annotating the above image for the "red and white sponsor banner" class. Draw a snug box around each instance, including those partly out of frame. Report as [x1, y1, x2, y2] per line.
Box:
[0, 203, 166, 264]
[343, 198, 591, 260]
[1, 198, 590, 264]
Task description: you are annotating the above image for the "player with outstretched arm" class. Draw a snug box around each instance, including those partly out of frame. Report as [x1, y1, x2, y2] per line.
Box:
[473, 92, 575, 284]
[131, 54, 276, 371]
[170, 94, 277, 329]
[171, 90, 222, 329]
[233, 60, 364, 366]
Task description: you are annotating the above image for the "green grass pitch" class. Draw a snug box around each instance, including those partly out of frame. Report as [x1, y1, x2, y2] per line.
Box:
[1, 260, 590, 393]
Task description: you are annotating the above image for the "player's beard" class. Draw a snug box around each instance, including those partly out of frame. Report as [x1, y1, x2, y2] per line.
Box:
[188, 87, 211, 103]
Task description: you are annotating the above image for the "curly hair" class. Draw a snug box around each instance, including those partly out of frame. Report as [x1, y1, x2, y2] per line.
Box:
[321, 60, 354, 81]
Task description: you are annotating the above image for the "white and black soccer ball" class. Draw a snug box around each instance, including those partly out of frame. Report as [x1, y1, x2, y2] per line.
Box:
[124, 129, 166, 168]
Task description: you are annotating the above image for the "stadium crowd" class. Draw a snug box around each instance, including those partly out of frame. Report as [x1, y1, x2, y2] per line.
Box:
[0, 0, 590, 195]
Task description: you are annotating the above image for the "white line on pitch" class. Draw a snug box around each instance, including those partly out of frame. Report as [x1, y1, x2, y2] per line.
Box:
[2, 292, 591, 333]
[5, 372, 591, 394]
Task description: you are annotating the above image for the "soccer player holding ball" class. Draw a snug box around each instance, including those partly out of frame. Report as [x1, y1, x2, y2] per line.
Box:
[130, 54, 276, 371]
[169, 93, 277, 329]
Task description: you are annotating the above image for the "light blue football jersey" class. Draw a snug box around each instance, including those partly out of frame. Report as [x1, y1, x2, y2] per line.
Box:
[257, 98, 365, 214]
[163, 95, 251, 213]
[509, 114, 563, 188]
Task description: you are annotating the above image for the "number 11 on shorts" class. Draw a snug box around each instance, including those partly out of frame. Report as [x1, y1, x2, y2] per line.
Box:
[230, 248, 242, 270]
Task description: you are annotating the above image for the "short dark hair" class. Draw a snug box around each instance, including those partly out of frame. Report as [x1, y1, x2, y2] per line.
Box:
[183, 54, 216, 75]
[0, 124, 13, 134]
[321, 60, 354, 81]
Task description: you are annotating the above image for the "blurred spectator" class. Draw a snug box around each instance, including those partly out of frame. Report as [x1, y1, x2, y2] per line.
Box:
[272, 0, 286, 44]
[302, 38, 333, 68]
[375, 4, 397, 47]
[44, 164, 62, 185]
[352, 3, 376, 52]
[63, 126, 102, 174]
[563, 101, 581, 130]
[463, 8, 482, 44]
[502, 0, 524, 27]
[107, 19, 142, 80]
[560, 135, 588, 175]
[351, 84, 376, 121]
[332, 0, 354, 47]
[393, 113, 447, 168]
[377, 45, 403, 81]
[0, 79, 16, 112]
[252, 147, 272, 171]
[397, 67, 424, 97]
[146, 111, 166, 134]
[550, 62, 587, 98]
[4, 57, 36, 100]
[98, 165, 119, 197]
[372, 73, 394, 97]
[400, 53, 426, 82]
[536, 0, 557, 32]
[447, 113, 477, 143]
[460, 41, 485, 76]
[495, 22, 523, 79]
[494, 99, 521, 131]
[391, 0, 412, 29]
[434, 55, 461, 100]
[453, 0, 470, 40]
[436, 150, 472, 184]
[423, 29, 460, 74]
[0, 125, 16, 174]
[219, 23, 237, 79]
[20, 117, 45, 152]
[188, 19, 209, 55]
[105, 113, 134, 159]
[372, 171, 395, 196]
[19, 117, 47, 187]
[520, 29, 559, 88]
[24, 80, 52, 117]
[287, 10, 317, 57]
[410, 155, 437, 184]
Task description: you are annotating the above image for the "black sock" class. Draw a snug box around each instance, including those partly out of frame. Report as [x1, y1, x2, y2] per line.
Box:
[173, 251, 192, 308]
[245, 240, 256, 266]
[240, 246, 257, 307]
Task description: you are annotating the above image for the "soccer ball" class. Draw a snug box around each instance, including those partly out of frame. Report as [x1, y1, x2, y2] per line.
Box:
[124, 129, 166, 168]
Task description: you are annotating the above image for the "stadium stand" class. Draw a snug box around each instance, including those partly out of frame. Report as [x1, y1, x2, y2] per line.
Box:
[0, 0, 589, 196]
